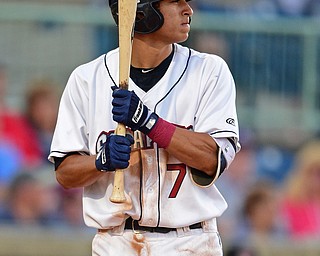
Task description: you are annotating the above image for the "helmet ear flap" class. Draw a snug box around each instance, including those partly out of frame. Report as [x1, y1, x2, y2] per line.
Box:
[135, 11, 145, 22]
[108, 0, 164, 34]
[109, 0, 119, 25]
[134, 3, 164, 34]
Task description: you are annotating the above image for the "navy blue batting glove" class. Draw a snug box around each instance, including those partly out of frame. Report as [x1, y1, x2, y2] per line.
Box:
[95, 133, 134, 172]
[112, 88, 150, 131]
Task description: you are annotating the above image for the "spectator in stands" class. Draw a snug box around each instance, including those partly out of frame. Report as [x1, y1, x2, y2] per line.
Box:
[0, 171, 59, 226]
[25, 79, 60, 163]
[0, 64, 42, 209]
[281, 140, 320, 240]
[224, 180, 287, 255]
[0, 64, 42, 169]
[56, 187, 86, 228]
[240, 181, 287, 245]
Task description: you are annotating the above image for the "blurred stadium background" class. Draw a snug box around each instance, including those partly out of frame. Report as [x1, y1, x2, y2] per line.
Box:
[0, 0, 319, 255]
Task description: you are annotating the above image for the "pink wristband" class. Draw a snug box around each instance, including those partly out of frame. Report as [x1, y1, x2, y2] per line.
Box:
[148, 118, 176, 148]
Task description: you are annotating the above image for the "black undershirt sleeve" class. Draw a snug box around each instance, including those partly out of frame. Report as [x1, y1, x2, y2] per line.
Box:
[53, 152, 81, 170]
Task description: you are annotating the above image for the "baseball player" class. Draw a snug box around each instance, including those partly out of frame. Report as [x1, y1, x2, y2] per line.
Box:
[49, 0, 240, 255]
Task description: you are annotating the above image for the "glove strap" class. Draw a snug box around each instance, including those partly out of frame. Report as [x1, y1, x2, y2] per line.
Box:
[140, 112, 159, 134]
[140, 113, 176, 148]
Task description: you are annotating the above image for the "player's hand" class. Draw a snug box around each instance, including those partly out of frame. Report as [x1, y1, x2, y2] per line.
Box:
[112, 88, 155, 132]
[95, 133, 134, 172]
[111, 88, 176, 149]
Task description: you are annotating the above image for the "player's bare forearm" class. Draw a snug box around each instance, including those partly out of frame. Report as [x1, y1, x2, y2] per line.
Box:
[55, 154, 104, 189]
[166, 127, 219, 177]
[110, 89, 220, 177]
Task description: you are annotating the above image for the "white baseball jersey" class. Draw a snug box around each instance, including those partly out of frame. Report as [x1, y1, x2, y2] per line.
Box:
[49, 43, 240, 229]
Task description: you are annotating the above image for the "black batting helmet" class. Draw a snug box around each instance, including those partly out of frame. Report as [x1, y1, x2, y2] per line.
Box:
[108, 0, 164, 34]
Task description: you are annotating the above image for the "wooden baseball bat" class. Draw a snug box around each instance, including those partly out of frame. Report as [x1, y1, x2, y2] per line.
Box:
[109, 0, 137, 203]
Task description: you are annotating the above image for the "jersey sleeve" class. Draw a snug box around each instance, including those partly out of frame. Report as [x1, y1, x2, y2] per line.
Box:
[48, 69, 90, 163]
[194, 56, 240, 152]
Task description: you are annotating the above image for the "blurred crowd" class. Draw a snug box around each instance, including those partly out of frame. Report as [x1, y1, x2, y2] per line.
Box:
[216, 133, 320, 255]
[0, 1, 320, 254]
[191, 0, 320, 17]
[0, 63, 88, 231]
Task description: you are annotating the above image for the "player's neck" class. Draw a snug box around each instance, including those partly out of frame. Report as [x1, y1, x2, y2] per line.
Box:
[131, 39, 173, 69]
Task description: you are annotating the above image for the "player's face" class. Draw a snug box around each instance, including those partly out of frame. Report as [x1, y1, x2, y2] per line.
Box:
[156, 0, 193, 44]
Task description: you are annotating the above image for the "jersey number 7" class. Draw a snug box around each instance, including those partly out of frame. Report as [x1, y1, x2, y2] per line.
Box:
[167, 164, 186, 198]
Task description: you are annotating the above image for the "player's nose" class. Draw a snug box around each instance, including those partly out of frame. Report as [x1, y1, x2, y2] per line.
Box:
[182, 0, 193, 17]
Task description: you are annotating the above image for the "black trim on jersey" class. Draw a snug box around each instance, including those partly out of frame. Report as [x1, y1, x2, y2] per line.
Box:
[50, 150, 90, 156]
[210, 130, 238, 135]
[227, 137, 237, 152]
[210, 131, 238, 153]
[152, 46, 192, 227]
[156, 146, 161, 227]
[138, 151, 144, 222]
[104, 54, 118, 87]
[154, 47, 192, 113]
[104, 45, 192, 112]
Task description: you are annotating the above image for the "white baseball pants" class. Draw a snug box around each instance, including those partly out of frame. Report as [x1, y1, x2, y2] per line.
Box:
[92, 218, 223, 256]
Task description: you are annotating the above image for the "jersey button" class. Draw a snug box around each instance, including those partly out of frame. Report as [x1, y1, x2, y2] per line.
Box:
[147, 156, 153, 164]
[147, 188, 153, 193]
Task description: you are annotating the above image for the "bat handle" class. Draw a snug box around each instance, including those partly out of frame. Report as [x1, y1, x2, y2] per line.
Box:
[110, 169, 126, 203]
[109, 123, 127, 203]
